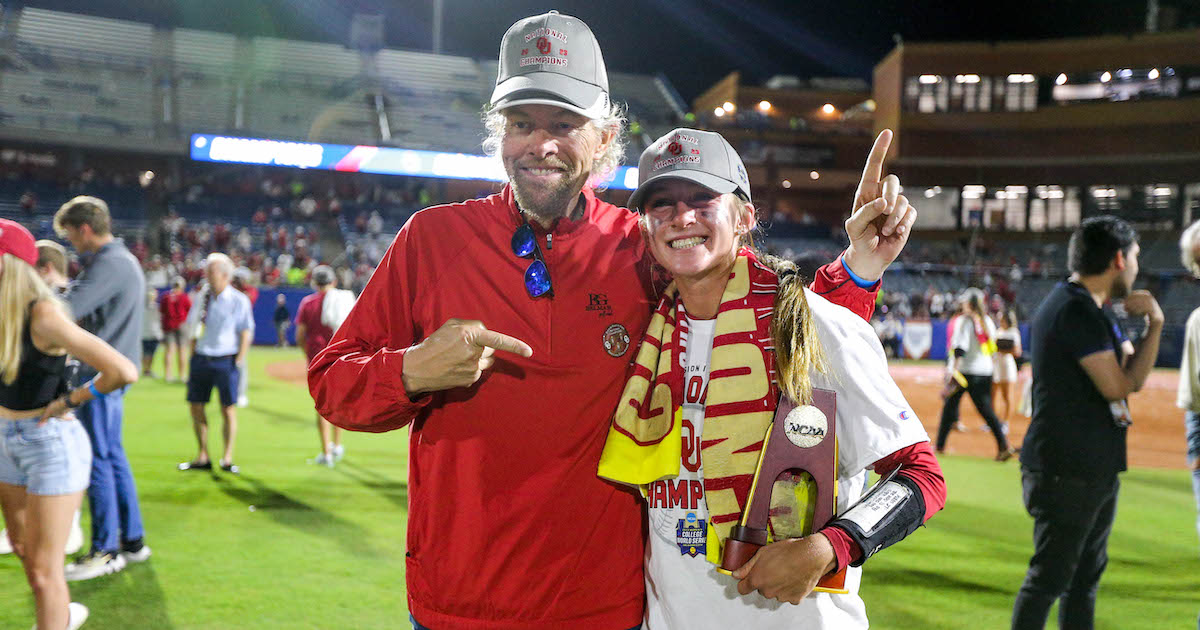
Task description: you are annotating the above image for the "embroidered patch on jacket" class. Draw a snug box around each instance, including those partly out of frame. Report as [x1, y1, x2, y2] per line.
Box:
[603, 323, 631, 358]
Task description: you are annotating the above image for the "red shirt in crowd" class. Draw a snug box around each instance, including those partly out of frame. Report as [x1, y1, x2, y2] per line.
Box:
[294, 290, 334, 361]
[159, 290, 192, 333]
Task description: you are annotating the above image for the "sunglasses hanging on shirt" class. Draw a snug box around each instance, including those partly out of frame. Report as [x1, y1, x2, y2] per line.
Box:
[511, 221, 554, 298]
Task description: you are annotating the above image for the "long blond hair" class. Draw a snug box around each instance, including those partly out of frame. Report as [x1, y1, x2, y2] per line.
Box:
[761, 253, 831, 405]
[0, 253, 63, 385]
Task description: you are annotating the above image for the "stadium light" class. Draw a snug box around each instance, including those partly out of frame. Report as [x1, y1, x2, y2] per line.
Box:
[713, 107, 726, 117]
[954, 74, 980, 84]
[188, 133, 638, 190]
[924, 188, 936, 198]
[782, 179, 792, 189]
[918, 75, 940, 84]
[809, 170, 820, 180]
[758, 100, 772, 112]
[722, 101, 735, 112]
[1056, 73, 1068, 85]
[1148, 68, 1160, 80]
[821, 103, 835, 115]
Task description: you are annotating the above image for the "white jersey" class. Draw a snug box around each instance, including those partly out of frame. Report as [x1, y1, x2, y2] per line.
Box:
[951, 314, 996, 376]
[644, 290, 931, 630]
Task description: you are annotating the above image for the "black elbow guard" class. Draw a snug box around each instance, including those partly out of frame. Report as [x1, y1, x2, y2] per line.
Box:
[829, 469, 926, 567]
[953, 348, 966, 358]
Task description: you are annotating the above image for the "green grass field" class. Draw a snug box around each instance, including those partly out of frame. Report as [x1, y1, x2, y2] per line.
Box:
[2, 349, 1197, 629]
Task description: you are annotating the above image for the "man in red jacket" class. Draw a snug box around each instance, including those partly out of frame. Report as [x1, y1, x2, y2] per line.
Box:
[160, 276, 192, 383]
[308, 11, 917, 630]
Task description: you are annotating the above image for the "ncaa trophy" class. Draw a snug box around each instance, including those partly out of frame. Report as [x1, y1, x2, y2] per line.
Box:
[717, 388, 847, 593]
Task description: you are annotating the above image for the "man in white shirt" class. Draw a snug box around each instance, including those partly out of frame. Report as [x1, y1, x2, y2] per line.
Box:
[178, 253, 254, 474]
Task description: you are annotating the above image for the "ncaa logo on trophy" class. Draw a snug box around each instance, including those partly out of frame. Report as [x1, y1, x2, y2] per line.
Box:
[784, 405, 828, 448]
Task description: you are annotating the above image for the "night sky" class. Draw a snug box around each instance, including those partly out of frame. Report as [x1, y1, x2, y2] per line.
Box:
[13, 0, 1197, 100]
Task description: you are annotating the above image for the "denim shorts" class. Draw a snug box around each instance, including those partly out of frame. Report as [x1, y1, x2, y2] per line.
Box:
[0, 416, 93, 495]
[1186, 411, 1200, 463]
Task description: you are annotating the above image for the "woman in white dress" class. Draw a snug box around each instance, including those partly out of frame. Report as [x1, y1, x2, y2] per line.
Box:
[992, 309, 1022, 430]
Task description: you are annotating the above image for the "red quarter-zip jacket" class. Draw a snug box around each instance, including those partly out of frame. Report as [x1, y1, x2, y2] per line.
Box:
[308, 185, 877, 630]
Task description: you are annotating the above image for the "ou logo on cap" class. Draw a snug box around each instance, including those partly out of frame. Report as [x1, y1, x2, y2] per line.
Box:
[783, 405, 827, 448]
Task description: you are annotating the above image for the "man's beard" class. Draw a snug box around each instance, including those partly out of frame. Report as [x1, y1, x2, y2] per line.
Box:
[1111, 272, 1132, 299]
[509, 162, 587, 225]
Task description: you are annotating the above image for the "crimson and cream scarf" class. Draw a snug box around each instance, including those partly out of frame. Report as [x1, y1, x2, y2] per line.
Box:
[598, 248, 787, 564]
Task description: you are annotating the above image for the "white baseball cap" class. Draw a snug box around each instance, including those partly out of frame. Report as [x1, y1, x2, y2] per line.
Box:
[490, 11, 610, 120]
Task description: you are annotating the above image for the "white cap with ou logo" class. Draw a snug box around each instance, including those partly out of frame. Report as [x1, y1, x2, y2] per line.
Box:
[490, 11, 610, 120]
[627, 128, 752, 211]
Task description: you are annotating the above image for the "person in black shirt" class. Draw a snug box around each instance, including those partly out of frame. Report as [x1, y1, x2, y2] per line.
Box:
[1011, 216, 1163, 630]
[273, 293, 290, 347]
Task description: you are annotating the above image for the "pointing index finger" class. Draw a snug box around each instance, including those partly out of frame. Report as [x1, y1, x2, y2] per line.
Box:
[859, 129, 893, 189]
[473, 329, 534, 358]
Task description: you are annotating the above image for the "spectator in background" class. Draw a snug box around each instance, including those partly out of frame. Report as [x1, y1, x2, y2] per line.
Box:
[53, 196, 151, 582]
[179, 253, 254, 474]
[1013, 216, 1163, 629]
[140, 288, 163, 378]
[231, 268, 258, 408]
[144, 255, 167, 290]
[160, 277, 191, 384]
[881, 312, 904, 358]
[34, 240, 70, 294]
[273, 294, 290, 347]
[936, 288, 1016, 461]
[0, 218, 139, 630]
[295, 266, 345, 467]
[19, 189, 36, 216]
[262, 258, 281, 287]
[992, 309, 1022, 432]
[235, 227, 252, 252]
[286, 264, 307, 287]
[0, 235, 84, 563]
[929, 287, 946, 318]
[1176, 219, 1200, 550]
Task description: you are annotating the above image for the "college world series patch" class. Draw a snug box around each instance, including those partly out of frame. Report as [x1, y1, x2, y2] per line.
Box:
[676, 512, 707, 557]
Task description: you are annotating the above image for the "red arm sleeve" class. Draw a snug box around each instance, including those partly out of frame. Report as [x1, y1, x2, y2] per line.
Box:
[307, 222, 431, 433]
[820, 441, 946, 571]
[807, 252, 879, 322]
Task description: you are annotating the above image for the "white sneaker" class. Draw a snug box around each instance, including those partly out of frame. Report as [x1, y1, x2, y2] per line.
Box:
[237, 396, 249, 408]
[332, 444, 345, 462]
[65, 550, 126, 581]
[31, 601, 89, 630]
[120, 541, 152, 564]
[65, 512, 83, 555]
[311, 453, 335, 468]
[0, 528, 12, 554]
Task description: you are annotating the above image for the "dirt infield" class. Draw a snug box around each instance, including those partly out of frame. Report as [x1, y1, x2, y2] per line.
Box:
[268, 359, 1188, 470]
[266, 359, 310, 386]
[892, 363, 1187, 470]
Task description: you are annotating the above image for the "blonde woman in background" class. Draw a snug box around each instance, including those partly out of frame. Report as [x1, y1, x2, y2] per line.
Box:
[0, 218, 138, 630]
[936, 288, 1018, 461]
[992, 309, 1022, 433]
